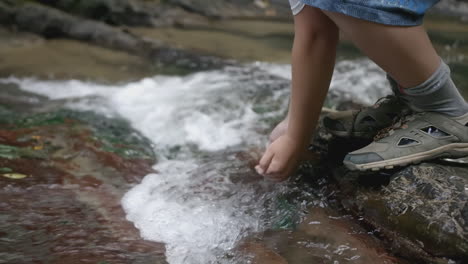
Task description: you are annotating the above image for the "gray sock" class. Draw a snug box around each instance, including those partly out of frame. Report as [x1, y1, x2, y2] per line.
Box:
[388, 60, 468, 117]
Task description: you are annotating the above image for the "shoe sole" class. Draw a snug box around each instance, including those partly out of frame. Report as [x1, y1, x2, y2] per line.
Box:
[344, 143, 468, 171]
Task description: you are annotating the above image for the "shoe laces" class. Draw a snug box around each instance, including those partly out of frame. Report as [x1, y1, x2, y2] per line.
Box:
[373, 112, 419, 141]
[372, 95, 394, 108]
[350, 95, 405, 136]
[355, 95, 400, 118]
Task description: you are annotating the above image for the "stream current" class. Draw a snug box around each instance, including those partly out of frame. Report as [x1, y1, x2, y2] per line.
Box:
[2, 59, 391, 264]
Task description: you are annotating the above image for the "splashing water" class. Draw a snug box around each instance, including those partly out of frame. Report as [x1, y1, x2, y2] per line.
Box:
[3, 59, 389, 264]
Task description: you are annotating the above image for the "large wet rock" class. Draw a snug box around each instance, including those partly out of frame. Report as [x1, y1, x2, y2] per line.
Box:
[330, 164, 468, 263]
[0, 85, 167, 264]
[311, 120, 468, 263]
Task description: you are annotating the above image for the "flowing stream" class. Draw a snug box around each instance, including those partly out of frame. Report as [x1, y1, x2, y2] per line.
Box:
[2, 59, 391, 264]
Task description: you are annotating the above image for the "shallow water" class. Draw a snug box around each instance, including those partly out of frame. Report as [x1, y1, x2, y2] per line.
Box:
[2, 59, 398, 264]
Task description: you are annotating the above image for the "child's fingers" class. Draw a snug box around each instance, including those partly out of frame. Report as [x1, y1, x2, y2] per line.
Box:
[257, 150, 274, 175]
[256, 165, 267, 175]
[267, 159, 294, 182]
[266, 158, 286, 175]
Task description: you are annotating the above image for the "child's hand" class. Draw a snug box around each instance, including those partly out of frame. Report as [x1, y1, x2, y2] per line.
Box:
[255, 135, 304, 182]
[269, 118, 288, 143]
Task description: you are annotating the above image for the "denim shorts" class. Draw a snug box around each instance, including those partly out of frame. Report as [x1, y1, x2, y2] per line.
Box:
[288, 0, 440, 26]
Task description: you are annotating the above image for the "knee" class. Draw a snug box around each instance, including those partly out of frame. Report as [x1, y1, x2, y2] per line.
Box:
[294, 7, 339, 46]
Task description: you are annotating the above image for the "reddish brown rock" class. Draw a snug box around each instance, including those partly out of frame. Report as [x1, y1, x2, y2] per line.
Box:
[0, 118, 166, 264]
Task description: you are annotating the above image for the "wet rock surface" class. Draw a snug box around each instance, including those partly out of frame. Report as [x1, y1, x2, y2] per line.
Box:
[0, 84, 166, 264]
[163, 149, 407, 263]
[238, 206, 406, 264]
[332, 164, 468, 263]
[310, 126, 468, 264]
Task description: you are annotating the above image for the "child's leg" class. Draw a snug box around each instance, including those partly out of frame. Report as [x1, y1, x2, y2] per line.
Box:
[321, 10, 468, 117]
[269, 6, 338, 143]
[257, 6, 338, 179]
[321, 11, 439, 88]
[318, 11, 468, 171]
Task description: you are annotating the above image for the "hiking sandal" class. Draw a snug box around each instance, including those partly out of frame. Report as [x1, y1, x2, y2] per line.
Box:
[343, 112, 468, 171]
[323, 95, 411, 139]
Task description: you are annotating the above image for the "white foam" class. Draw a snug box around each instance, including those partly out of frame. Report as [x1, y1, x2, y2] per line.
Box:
[258, 59, 389, 106]
[109, 73, 263, 151]
[0, 77, 118, 99]
[3, 59, 390, 264]
[122, 160, 272, 264]
[2, 69, 280, 152]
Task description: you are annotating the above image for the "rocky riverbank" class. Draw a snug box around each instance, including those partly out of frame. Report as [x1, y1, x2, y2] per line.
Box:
[1, 0, 468, 82]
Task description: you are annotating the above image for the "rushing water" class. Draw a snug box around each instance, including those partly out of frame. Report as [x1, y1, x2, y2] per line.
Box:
[2, 59, 391, 264]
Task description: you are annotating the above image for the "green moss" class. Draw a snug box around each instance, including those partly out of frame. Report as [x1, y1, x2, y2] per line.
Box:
[0, 144, 46, 159]
[0, 145, 19, 159]
[0, 109, 156, 160]
[0, 167, 13, 173]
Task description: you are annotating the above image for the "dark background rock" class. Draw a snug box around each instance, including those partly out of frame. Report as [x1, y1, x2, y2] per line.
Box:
[0, 2, 14, 24]
[166, 0, 291, 20]
[0, 1, 227, 72]
[1, 0, 467, 74]
[35, 0, 159, 26]
[8, 0, 293, 27]
[12, 3, 141, 51]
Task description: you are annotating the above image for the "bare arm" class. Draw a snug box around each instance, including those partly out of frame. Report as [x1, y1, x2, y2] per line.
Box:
[256, 7, 338, 181]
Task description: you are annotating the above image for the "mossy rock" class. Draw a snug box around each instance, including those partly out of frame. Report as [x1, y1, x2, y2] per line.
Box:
[0, 108, 156, 160]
